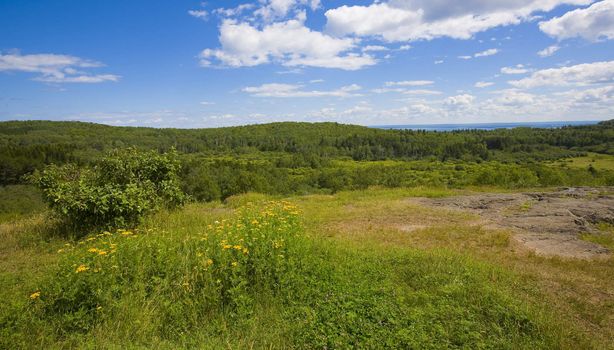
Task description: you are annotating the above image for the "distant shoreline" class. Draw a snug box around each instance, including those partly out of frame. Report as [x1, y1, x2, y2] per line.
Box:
[373, 120, 602, 131]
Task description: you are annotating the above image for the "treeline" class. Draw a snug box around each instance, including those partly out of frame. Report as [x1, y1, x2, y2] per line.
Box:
[1, 120, 613, 186]
[180, 157, 614, 201]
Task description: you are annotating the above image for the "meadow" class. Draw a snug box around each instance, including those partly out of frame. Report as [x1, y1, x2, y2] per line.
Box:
[1, 188, 613, 348]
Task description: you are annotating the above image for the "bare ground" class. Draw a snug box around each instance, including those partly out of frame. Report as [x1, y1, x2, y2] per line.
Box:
[409, 187, 614, 259]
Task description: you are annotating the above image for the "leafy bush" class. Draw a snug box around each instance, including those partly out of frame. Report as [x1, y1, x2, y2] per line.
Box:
[30, 148, 186, 230]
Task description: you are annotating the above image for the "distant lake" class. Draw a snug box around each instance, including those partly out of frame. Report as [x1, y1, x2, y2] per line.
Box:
[373, 120, 601, 132]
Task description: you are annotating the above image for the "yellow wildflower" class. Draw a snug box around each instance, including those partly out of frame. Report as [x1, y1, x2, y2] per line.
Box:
[222, 244, 232, 250]
[30, 291, 41, 300]
[98, 250, 108, 256]
[206, 259, 213, 266]
[120, 231, 133, 236]
[231, 262, 238, 267]
[88, 248, 99, 253]
[76, 264, 89, 273]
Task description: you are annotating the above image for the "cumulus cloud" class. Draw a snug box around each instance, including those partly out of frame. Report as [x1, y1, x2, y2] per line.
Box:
[501, 64, 530, 74]
[558, 85, 614, 104]
[200, 14, 375, 70]
[0, 52, 120, 83]
[537, 44, 561, 57]
[444, 94, 475, 107]
[509, 60, 614, 88]
[539, 0, 614, 41]
[324, 0, 591, 42]
[242, 82, 361, 97]
[490, 89, 538, 106]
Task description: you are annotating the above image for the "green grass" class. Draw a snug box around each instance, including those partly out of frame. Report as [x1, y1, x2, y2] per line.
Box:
[551, 152, 614, 171]
[0, 189, 612, 348]
[581, 223, 614, 251]
[0, 185, 45, 223]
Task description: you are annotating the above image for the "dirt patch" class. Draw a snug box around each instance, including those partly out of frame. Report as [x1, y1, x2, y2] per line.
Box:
[409, 187, 614, 259]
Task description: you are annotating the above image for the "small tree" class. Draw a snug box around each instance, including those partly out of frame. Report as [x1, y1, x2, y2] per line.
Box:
[31, 147, 187, 230]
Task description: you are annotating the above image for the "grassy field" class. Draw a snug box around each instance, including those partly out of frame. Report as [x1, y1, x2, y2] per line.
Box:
[1, 187, 613, 348]
[550, 152, 614, 171]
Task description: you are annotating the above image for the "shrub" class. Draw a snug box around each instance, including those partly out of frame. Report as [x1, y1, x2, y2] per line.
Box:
[25, 201, 303, 337]
[30, 148, 186, 230]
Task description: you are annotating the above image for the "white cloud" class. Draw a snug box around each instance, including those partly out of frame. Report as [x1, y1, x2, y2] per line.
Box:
[0, 52, 120, 84]
[539, 0, 614, 41]
[557, 85, 614, 105]
[242, 82, 361, 97]
[474, 48, 499, 57]
[474, 81, 494, 88]
[501, 64, 530, 74]
[362, 45, 389, 52]
[434, 60, 444, 64]
[35, 74, 120, 83]
[200, 101, 215, 105]
[188, 10, 208, 20]
[255, 0, 321, 21]
[214, 4, 257, 17]
[285, 53, 376, 70]
[458, 48, 499, 60]
[401, 89, 442, 95]
[490, 89, 538, 106]
[537, 44, 561, 57]
[372, 87, 405, 93]
[309, 79, 324, 83]
[385, 80, 434, 86]
[200, 15, 375, 70]
[399, 45, 412, 50]
[324, 1, 591, 43]
[444, 94, 475, 106]
[509, 60, 614, 88]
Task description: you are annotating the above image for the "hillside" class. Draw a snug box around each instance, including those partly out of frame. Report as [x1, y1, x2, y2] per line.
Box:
[1, 119, 613, 187]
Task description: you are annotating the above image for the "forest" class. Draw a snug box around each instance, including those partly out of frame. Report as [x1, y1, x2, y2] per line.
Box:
[0, 120, 613, 205]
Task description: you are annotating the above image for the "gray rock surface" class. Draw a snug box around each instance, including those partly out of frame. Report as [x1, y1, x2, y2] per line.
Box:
[412, 187, 614, 259]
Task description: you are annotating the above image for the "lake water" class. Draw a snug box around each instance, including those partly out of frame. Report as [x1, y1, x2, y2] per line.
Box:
[373, 120, 601, 132]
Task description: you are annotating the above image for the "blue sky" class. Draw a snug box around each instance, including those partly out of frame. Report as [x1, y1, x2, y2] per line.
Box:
[1, 0, 613, 127]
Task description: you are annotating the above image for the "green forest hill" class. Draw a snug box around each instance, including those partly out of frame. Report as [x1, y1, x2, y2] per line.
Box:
[2, 120, 614, 197]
